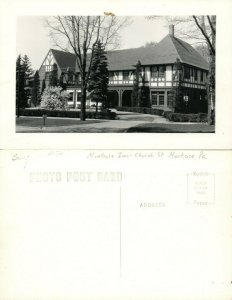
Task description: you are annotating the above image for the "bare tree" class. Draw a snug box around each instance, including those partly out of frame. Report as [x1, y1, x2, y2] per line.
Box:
[45, 16, 131, 120]
[193, 15, 216, 124]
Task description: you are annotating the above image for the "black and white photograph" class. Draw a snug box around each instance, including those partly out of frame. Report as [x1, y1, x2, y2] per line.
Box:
[16, 15, 216, 133]
[1, 1, 232, 300]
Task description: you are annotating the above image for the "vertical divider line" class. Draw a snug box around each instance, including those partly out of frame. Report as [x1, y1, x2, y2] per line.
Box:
[120, 185, 122, 278]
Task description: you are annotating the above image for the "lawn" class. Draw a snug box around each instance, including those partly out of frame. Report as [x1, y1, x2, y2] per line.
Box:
[16, 116, 215, 133]
[126, 123, 215, 133]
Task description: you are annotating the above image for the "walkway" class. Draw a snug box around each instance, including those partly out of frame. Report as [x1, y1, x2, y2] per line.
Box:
[16, 110, 214, 133]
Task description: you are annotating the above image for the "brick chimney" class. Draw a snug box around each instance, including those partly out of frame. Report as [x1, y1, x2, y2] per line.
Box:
[169, 24, 174, 37]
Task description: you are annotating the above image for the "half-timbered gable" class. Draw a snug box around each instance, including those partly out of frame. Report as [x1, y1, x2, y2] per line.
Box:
[39, 49, 76, 88]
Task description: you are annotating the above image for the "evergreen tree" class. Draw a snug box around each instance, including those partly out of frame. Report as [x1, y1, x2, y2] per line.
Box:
[16, 54, 26, 115]
[49, 63, 58, 87]
[171, 58, 184, 112]
[31, 70, 40, 107]
[131, 61, 150, 108]
[16, 54, 35, 112]
[88, 40, 109, 111]
[41, 79, 46, 94]
[131, 60, 141, 107]
[22, 55, 34, 105]
[22, 54, 33, 81]
[139, 86, 150, 107]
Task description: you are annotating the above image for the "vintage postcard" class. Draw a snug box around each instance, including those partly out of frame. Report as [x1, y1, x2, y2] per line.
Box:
[0, 0, 232, 149]
[0, 0, 232, 299]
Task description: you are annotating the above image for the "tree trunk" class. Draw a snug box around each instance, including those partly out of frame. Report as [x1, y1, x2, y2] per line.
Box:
[80, 85, 86, 121]
[207, 82, 211, 125]
[96, 100, 98, 112]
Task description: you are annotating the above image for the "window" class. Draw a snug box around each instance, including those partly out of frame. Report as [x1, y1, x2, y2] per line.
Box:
[159, 92, 165, 105]
[194, 69, 198, 81]
[200, 71, 204, 82]
[68, 72, 73, 82]
[151, 66, 158, 79]
[151, 66, 166, 79]
[75, 73, 81, 84]
[151, 91, 165, 106]
[159, 66, 165, 78]
[68, 92, 73, 102]
[183, 93, 189, 102]
[151, 92, 158, 105]
[167, 91, 173, 107]
[45, 65, 52, 72]
[77, 93, 82, 102]
[123, 71, 129, 81]
[184, 66, 190, 79]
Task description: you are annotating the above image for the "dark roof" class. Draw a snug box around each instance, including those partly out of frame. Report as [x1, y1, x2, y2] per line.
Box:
[107, 35, 209, 70]
[49, 34, 209, 72]
[169, 36, 209, 70]
[51, 49, 76, 71]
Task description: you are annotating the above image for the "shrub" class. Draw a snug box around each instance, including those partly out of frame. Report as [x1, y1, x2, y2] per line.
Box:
[19, 108, 116, 120]
[167, 113, 208, 123]
[116, 106, 208, 123]
[40, 86, 69, 110]
[116, 106, 165, 116]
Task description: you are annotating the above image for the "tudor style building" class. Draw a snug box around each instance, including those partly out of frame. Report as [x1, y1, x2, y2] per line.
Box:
[38, 25, 209, 113]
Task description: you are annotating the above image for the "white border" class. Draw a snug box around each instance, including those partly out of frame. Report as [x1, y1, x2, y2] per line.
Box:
[0, 0, 232, 149]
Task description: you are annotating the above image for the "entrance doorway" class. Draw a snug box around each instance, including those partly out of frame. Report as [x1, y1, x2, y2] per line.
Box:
[122, 90, 132, 107]
[107, 90, 119, 108]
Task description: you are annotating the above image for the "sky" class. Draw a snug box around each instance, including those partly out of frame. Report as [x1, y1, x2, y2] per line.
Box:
[16, 16, 168, 70]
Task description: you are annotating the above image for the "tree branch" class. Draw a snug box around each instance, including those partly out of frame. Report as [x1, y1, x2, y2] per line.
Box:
[193, 15, 215, 55]
[207, 15, 216, 35]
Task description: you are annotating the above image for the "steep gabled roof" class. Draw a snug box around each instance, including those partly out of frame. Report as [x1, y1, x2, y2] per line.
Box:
[47, 34, 209, 72]
[169, 36, 209, 70]
[107, 35, 209, 70]
[51, 49, 76, 71]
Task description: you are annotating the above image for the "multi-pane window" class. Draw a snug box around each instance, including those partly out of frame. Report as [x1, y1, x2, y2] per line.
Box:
[123, 71, 129, 81]
[151, 66, 166, 79]
[151, 91, 165, 106]
[167, 91, 173, 107]
[45, 65, 52, 72]
[159, 92, 165, 105]
[184, 66, 191, 79]
[151, 92, 158, 105]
